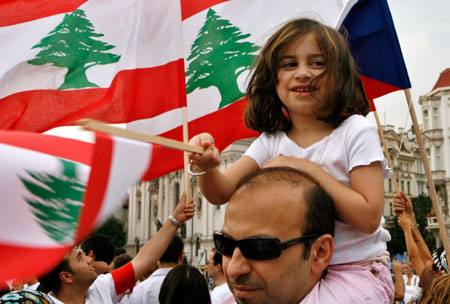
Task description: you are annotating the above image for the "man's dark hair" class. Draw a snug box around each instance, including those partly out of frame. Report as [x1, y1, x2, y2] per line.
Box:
[114, 247, 126, 257]
[211, 248, 223, 274]
[160, 235, 184, 264]
[235, 167, 335, 259]
[113, 253, 133, 270]
[37, 258, 73, 294]
[81, 234, 115, 264]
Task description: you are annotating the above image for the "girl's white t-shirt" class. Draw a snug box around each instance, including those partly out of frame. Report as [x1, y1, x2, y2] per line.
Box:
[244, 114, 392, 265]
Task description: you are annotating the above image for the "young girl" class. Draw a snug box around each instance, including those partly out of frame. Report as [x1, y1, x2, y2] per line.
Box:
[189, 18, 393, 302]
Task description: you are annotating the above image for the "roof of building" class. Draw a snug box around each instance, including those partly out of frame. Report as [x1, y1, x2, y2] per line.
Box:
[432, 68, 450, 91]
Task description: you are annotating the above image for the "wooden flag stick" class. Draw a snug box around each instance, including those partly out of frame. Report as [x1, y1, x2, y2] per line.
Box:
[182, 107, 192, 202]
[404, 89, 450, 255]
[373, 110, 400, 194]
[77, 119, 204, 154]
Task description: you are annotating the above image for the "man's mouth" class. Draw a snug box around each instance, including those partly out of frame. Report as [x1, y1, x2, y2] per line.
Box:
[232, 284, 260, 298]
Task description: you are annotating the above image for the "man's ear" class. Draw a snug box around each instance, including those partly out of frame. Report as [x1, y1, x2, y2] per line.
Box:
[87, 250, 95, 260]
[216, 263, 223, 274]
[309, 234, 334, 277]
[59, 271, 74, 284]
[178, 251, 184, 263]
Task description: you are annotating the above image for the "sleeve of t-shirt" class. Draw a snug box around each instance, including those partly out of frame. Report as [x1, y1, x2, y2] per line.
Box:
[418, 268, 436, 292]
[111, 262, 136, 295]
[243, 133, 271, 167]
[345, 115, 392, 178]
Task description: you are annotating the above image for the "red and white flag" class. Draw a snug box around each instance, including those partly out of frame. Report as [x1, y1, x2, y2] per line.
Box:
[0, 131, 152, 285]
[0, 0, 186, 132]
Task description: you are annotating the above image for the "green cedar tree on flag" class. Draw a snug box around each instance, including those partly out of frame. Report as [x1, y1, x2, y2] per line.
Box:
[0, 130, 152, 286]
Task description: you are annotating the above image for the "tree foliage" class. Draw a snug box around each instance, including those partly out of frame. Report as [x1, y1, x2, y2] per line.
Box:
[387, 194, 436, 256]
[95, 215, 127, 248]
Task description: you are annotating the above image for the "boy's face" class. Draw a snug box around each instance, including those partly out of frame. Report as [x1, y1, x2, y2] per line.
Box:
[67, 249, 98, 285]
[276, 32, 332, 119]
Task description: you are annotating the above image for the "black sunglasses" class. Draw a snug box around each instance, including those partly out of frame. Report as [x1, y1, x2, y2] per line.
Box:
[214, 231, 321, 261]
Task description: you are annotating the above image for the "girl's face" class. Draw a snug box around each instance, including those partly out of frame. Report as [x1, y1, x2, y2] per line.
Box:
[276, 32, 332, 119]
[402, 263, 412, 275]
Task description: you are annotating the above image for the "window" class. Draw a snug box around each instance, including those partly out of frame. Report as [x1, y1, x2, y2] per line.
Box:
[423, 110, 429, 130]
[426, 149, 431, 167]
[399, 162, 403, 170]
[173, 182, 180, 210]
[436, 146, 442, 170]
[389, 202, 393, 216]
[388, 179, 392, 193]
[407, 181, 410, 195]
[401, 180, 404, 191]
[406, 163, 409, 172]
[433, 107, 439, 129]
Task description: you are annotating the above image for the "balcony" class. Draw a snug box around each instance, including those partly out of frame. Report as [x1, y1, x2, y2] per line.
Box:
[432, 170, 446, 182]
[422, 128, 443, 141]
[427, 215, 450, 230]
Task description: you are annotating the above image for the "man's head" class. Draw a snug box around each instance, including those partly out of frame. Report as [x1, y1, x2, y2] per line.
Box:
[208, 248, 226, 285]
[218, 167, 335, 304]
[39, 248, 97, 294]
[159, 235, 184, 266]
[81, 234, 114, 275]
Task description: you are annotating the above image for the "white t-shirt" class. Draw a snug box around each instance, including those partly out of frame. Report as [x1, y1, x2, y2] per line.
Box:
[211, 283, 234, 304]
[126, 267, 172, 304]
[402, 274, 421, 302]
[244, 114, 392, 264]
[49, 273, 124, 304]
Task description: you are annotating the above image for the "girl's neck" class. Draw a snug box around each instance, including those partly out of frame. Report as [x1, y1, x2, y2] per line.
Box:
[287, 116, 334, 148]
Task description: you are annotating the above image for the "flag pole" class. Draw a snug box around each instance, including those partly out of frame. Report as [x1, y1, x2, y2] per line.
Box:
[404, 89, 450, 255]
[372, 110, 400, 194]
[182, 107, 192, 203]
[77, 119, 204, 154]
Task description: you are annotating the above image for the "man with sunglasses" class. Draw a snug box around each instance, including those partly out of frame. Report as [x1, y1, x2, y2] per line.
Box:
[214, 167, 335, 304]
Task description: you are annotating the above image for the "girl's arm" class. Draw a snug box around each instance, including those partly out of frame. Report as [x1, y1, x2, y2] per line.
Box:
[189, 133, 259, 205]
[263, 157, 384, 234]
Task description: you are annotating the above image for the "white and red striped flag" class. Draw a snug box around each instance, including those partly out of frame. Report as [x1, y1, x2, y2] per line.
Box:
[0, 0, 186, 132]
[0, 131, 152, 285]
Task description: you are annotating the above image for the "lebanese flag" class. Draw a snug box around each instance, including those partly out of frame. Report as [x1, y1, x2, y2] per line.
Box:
[130, 0, 410, 180]
[0, 131, 152, 285]
[0, 0, 186, 132]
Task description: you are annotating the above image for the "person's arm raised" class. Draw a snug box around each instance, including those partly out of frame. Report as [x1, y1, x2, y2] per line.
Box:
[398, 213, 426, 277]
[392, 260, 405, 301]
[189, 133, 259, 205]
[131, 193, 194, 281]
[394, 192, 433, 264]
[263, 157, 384, 234]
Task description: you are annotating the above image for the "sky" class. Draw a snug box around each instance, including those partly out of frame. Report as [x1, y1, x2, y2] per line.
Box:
[46, 0, 450, 140]
[370, 0, 450, 131]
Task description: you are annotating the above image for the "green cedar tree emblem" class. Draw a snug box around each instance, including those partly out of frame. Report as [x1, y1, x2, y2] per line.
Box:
[27, 9, 121, 90]
[186, 8, 261, 109]
[19, 159, 86, 244]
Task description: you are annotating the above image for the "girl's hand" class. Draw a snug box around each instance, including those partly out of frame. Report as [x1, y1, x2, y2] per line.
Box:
[188, 133, 220, 172]
[262, 156, 317, 172]
[392, 260, 402, 274]
[393, 191, 413, 216]
[397, 213, 411, 231]
[172, 192, 195, 224]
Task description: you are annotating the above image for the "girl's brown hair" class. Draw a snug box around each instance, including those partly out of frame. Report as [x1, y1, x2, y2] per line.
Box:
[245, 18, 370, 133]
[421, 274, 450, 304]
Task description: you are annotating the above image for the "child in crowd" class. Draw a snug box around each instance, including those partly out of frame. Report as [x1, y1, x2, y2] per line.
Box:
[189, 18, 393, 303]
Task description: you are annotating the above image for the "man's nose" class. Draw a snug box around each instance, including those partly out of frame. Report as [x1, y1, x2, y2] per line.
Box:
[224, 247, 251, 279]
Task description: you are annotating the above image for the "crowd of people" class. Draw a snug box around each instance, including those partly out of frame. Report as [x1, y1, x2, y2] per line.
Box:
[1, 17, 449, 303]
